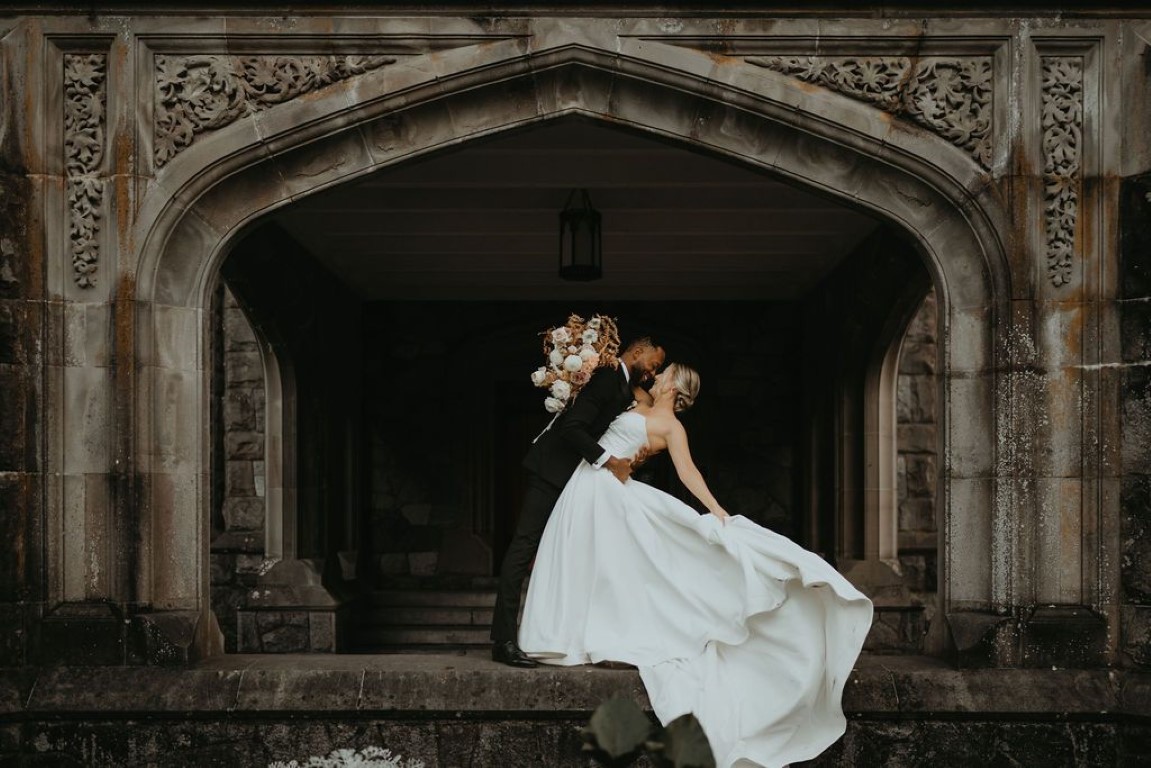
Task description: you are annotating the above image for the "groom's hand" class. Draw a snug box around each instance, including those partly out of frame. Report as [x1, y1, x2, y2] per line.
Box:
[604, 456, 632, 484]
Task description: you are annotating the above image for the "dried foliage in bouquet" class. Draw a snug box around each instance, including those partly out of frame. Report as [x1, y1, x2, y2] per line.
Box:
[530, 312, 621, 414]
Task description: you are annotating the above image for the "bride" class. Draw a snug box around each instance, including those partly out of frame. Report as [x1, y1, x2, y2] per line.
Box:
[519, 363, 874, 768]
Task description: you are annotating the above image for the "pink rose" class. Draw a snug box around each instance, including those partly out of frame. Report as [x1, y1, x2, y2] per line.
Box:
[570, 370, 590, 386]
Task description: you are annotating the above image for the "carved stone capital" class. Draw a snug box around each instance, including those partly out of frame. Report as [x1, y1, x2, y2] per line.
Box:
[153, 54, 396, 167]
[747, 55, 993, 169]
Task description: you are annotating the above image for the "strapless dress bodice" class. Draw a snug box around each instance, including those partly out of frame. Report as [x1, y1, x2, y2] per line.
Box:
[596, 410, 647, 460]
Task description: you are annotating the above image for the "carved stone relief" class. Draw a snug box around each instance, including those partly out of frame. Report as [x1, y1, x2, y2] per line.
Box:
[154, 54, 396, 167]
[64, 53, 107, 288]
[747, 56, 993, 168]
[1040, 56, 1083, 288]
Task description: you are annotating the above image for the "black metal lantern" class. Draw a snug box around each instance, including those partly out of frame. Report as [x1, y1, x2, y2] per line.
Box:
[558, 188, 603, 281]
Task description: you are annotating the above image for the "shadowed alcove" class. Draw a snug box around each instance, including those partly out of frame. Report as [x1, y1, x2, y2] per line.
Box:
[206, 117, 938, 654]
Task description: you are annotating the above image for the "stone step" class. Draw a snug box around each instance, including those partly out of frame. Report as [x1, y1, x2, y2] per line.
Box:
[377, 574, 500, 591]
[354, 625, 492, 647]
[368, 589, 496, 608]
[360, 606, 494, 627]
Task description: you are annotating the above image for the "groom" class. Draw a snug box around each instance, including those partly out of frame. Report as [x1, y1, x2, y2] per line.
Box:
[490, 337, 666, 667]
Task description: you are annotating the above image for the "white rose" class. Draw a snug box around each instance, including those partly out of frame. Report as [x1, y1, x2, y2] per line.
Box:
[588, 317, 601, 329]
[550, 380, 572, 400]
[551, 327, 571, 344]
[579, 344, 597, 360]
[563, 354, 584, 372]
[544, 396, 565, 413]
[582, 329, 598, 344]
[549, 348, 565, 366]
[530, 367, 548, 387]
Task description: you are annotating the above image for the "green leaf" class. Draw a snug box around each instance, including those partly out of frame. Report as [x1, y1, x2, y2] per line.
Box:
[581, 698, 654, 767]
[646, 713, 716, 768]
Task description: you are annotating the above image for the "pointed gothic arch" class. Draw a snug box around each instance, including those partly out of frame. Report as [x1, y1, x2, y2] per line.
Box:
[130, 42, 1010, 656]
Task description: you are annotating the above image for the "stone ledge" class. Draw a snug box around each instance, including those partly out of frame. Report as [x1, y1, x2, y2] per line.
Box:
[0, 653, 1147, 720]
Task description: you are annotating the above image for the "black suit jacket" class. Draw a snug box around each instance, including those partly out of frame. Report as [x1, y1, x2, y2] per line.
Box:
[522, 365, 633, 490]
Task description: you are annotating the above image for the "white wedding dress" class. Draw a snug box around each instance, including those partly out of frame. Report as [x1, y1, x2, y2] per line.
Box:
[519, 410, 874, 768]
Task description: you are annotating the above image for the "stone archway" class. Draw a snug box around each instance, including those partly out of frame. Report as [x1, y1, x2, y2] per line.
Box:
[132, 41, 1007, 656]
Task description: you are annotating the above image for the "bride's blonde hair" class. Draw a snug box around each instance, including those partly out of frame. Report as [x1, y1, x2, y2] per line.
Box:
[668, 363, 701, 413]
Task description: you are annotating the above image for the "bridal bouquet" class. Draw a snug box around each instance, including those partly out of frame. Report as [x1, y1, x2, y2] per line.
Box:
[531, 313, 620, 413]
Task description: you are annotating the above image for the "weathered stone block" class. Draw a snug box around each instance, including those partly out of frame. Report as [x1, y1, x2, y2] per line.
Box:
[253, 387, 267, 432]
[945, 611, 1017, 668]
[236, 554, 266, 575]
[897, 553, 936, 593]
[1121, 605, 1151, 667]
[238, 612, 259, 652]
[1120, 174, 1151, 300]
[1121, 366, 1151, 474]
[224, 430, 264, 459]
[899, 341, 938, 374]
[864, 606, 925, 653]
[223, 496, 265, 531]
[897, 373, 938, 424]
[904, 289, 937, 342]
[309, 613, 336, 652]
[224, 303, 259, 347]
[0, 301, 30, 364]
[209, 554, 234, 585]
[1121, 473, 1151, 603]
[0, 367, 28, 472]
[899, 499, 937, 533]
[897, 424, 937, 454]
[903, 454, 937, 498]
[0, 472, 39, 603]
[261, 623, 310, 653]
[0, 604, 28, 668]
[225, 460, 256, 496]
[39, 604, 123, 666]
[225, 349, 264, 384]
[223, 390, 255, 430]
[1021, 606, 1108, 669]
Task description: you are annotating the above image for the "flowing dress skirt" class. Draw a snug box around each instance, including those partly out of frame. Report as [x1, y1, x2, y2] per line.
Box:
[520, 459, 873, 768]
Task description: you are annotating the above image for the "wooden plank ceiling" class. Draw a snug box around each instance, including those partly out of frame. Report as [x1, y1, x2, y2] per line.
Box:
[274, 117, 879, 300]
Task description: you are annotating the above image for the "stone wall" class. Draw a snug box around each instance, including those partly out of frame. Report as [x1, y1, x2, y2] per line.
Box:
[896, 288, 939, 619]
[1120, 174, 1151, 667]
[2, 660, 1147, 766]
[0, 151, 38, 669]
[209, 284, 268, 653]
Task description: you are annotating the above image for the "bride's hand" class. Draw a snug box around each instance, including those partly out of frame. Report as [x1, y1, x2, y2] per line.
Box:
[710, 507, 730, 524]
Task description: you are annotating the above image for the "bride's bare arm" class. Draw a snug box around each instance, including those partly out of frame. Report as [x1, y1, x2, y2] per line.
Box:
[662, 420, 730, 520]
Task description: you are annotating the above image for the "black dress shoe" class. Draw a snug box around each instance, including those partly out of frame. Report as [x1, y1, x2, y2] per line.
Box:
[491, 640, 538, 668]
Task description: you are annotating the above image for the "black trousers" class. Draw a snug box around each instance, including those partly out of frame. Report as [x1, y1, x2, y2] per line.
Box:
[490, 472, 562, 644]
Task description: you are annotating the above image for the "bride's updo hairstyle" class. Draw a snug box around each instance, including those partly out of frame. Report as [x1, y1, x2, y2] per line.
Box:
[669, 363, 701, 413]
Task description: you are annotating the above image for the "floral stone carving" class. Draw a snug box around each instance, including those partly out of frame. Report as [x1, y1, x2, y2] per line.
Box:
[64, 53, 107, 288]
[154, 54, 396, 166]
[1041, 56, 1083, 288]
[747, 56, 993, 168]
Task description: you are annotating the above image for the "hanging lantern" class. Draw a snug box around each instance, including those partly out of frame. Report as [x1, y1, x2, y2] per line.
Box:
[558, 188, 603, 281]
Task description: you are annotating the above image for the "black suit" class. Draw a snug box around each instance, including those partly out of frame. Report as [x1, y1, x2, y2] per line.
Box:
[490, 365, 634, 643]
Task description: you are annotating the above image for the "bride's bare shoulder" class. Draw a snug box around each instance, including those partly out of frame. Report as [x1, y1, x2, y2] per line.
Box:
[643, 410, 683, 436]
